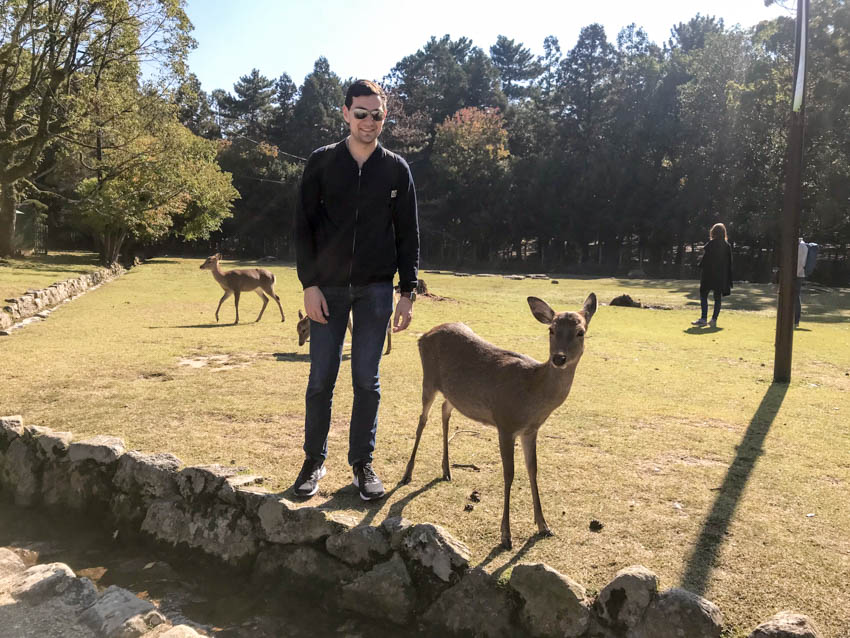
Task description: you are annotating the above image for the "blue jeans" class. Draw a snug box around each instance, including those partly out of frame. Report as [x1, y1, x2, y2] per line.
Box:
[700, 289, 722, 321]
[794, 277, 803, 324]
[304, 283, 393, 466]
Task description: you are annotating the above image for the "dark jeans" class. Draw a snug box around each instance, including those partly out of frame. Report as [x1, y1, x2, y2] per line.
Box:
[304, 282, 393, 466]
[794, 277, 803, 325]
[700, 289, 722, 321]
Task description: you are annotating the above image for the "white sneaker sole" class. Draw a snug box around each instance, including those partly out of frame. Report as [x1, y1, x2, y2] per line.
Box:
[352, 474, 385, 501]
[294, 465, 326, 497]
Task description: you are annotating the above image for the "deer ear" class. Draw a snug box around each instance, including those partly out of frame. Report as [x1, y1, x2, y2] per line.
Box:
[298, 310, 304, 319]
[528, 297, 555, 324]
[582, 293, 598, 325]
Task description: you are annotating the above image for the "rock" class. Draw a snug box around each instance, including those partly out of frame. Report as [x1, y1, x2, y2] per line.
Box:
[253, 545, 358, 591]
[423, 568, 516, 638]
[631, 588, 723, 638]
[32, 428, 73, 459]
[11, 563, 96, 607]
[594, 565, 657, 631]
[340, 553, 414, 625]
[510, 562, 590, 638]
[217, 474, 264, 506]
[326, 525, 391, 567]
[68, 435, 125, 465]
[157, 626, 204, 638]
[257, 498, 356, 544]
[401, 523, 470, 583]
[1, 438, 41, 506]
[0, 547, 26, 579]
[381, 516, 413, 549]
[140, 499, 258, 565]
[748, 612, 823, 638]
[177, 464, 238, 501]
[79, 585, 166, 638]
[113, 451, 182, 501]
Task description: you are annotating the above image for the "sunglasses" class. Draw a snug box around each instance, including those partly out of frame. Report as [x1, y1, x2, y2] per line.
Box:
[351, 107, 385, 121]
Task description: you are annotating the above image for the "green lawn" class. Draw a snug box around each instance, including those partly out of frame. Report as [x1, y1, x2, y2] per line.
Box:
[0, 251, 101, 302]
[1, 256, 848, 637]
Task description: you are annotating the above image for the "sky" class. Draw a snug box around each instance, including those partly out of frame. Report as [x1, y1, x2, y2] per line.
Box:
[184, 0, 793, 94]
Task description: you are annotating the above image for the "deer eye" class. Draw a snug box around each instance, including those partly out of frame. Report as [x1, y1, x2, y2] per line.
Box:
[576, 329, 585, 338]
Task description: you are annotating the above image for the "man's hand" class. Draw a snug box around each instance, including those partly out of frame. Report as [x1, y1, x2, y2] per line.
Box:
[304, 286, 328, 324]
[393, 295, 413, 333]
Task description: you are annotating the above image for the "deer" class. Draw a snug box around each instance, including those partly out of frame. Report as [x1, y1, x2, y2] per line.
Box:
[199, 253, 285, 324]
[401, 293, 597, 549]
[295, 295, 396, 354]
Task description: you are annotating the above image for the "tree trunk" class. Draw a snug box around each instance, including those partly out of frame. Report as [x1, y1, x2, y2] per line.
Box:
[0, 182, 17, 257]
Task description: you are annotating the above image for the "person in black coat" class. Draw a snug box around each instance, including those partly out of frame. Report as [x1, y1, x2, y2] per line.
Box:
[692, 223, 733, 328]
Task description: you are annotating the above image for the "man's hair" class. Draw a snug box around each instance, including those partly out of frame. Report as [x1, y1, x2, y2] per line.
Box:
[345, 79, 387, 109]
[710, 223, 727, 241]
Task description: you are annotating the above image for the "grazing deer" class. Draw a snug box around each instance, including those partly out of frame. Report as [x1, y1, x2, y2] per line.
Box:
[296, 309, 393, 354]
[402, 293, 597, 549]
[199, 253, 285, 324]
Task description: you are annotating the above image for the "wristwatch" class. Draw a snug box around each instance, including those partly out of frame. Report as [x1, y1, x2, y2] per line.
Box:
[400, 290, 416, 302]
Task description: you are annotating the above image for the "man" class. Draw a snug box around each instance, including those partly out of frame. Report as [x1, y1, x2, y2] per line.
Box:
[293, 79, 419, 501]
[795, 237, 808, 328]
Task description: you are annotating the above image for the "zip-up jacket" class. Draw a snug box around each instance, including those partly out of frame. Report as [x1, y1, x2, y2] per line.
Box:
[295, 139, 419, 293]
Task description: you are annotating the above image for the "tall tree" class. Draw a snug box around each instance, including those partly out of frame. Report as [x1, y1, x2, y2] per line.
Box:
[289, 57, 345, 156]
[490, 35, 539, 100]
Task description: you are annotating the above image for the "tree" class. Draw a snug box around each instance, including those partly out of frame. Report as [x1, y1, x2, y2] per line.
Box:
[490, 35, 539, 100]
[289, 57, 345, 156]
[218, 68, 276, 140]
[0, 0, 192, 256]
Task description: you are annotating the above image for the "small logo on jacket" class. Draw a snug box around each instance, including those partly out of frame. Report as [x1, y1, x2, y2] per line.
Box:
[391, 190, 398, 199]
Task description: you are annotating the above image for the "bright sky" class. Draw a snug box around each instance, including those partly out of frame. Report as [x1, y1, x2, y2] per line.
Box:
[184, 0, 792, 94]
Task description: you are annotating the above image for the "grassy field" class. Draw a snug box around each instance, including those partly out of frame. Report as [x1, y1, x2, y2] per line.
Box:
[1, 255, 849, 637]
[0, 252, 102, 302]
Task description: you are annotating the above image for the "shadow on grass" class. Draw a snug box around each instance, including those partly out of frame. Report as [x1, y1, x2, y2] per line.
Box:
[683, 326, 723, 335]
[274, 352, 312, 363]
[680, 381, 788, 596]
[388, 477, 444, 520]
[488, 534, 546, 579]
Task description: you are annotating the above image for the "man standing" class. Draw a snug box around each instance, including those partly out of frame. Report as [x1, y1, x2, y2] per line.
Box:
[795, 237, 808, 328]
[293, 79, 419, 501]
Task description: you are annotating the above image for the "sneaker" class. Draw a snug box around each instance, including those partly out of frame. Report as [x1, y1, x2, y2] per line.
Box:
[709, 319, 717, 328]
[292, 458, 326, 498]
[691, 318, 708, 326]
[352, 462, 385, 501]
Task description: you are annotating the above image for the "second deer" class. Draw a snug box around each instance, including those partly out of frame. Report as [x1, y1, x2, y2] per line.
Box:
[200, 253, 285, 324]
[401, 293, 597, 549]
[296, 309, 393, 354]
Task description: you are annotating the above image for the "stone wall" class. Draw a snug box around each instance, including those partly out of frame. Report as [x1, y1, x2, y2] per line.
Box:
[0, 263, 124, 332]
[0, 416, 822, 638]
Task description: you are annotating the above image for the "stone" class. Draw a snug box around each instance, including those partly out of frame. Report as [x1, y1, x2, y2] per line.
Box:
[1, 438, 41, 506]
[79, 585, 166, 638]
[0, 547, 26, 579]
[631, 588, 723, 638]
[595, 565, 657, 631]
[381, 516, 413, 549]
[253, 545, 358, 592]
[340, 553, 414, 625]
[0, 415, 24, 450]
[157, 626, 204, 638]
[68, 435, 125, 465]
[113, 451, 182, 501]
[33, 428, 73, 459]
[326, 525, 391, 567]
[10, 563, 96, 607]
[510, 562, 591, 638]
[401, 523, 470, 583]
[748, 612, 823, 638]
[141, 499, 258, 565]
[257, 498, 356, 544]
[217, 474, 264, 505]
[177, 464, 238, 501]
[423, 568, 516, 638]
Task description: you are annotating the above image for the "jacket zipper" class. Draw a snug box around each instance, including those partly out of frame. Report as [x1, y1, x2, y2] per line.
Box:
[350, 166, 361, 283]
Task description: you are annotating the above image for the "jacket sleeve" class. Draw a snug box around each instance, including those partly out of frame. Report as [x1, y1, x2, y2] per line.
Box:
[726, 243, 733, 291]
[394, 158, 420, 293]
[295, 150, 322, 289]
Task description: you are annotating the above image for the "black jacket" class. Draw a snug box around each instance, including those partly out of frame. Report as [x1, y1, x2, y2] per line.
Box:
[295, 140, 419, 293]
[699, 238, 733, 296]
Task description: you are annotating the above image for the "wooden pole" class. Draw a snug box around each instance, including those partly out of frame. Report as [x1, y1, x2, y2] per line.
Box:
[774, 0, 809, 383]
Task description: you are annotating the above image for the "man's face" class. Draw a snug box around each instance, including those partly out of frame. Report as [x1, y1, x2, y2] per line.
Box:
[343, 94, 385, 145]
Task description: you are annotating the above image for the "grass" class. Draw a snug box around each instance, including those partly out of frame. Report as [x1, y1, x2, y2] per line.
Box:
[1, 256, 849, 637]
[0, 251, 102, 301]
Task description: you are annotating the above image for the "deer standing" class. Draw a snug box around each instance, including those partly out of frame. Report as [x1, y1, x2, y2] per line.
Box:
[199, 253, 285, 324]
[402, 293, 597, 549]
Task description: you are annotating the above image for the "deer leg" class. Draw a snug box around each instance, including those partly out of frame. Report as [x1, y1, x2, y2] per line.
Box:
[498, 429, 516, 550]
[441, 399, 454, 481]
[401, 384, 437, 484]
[271, 290, 285, 322]
[521, 430, 552, 538]
[254, 290, 269, 322]
[233, 290, 241, 324]
[215, 290, 232, 323]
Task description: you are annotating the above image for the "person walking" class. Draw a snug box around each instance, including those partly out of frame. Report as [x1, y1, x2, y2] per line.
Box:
[794, 237, 808, 328]
[692, 223, 733, 328]
[293, 79, 419, 501]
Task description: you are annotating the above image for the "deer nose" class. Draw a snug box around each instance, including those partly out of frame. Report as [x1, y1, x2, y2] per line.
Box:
[552, 353, 567, 367]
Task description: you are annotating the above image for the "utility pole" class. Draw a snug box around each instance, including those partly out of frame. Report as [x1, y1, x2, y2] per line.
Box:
[774, 0, 810, 383]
